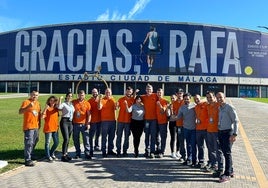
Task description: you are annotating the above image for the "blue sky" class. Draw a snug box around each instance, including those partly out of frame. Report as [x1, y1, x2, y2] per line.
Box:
[0, 0, 267, 32]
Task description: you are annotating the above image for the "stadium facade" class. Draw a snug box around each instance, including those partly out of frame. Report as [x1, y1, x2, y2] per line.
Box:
[0, 21, 268, 97]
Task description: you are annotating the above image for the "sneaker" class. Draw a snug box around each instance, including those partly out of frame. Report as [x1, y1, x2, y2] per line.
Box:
[219, 175, 230, 183]
[61, 156, 70, 162]
[213, 170, 224, 178]
[158, 153, 164, 158]
[195, 162, 204, 168]
[25, 160, 35, 167]
[171, 152, 177, 158]
[51, 155, 58, 160]
[187, 160, 192, 166]
[47, 157, 54, 163]
[178, 157, 185, 163]
[148, 153, 155, 159]
[202, 165, 216, 172]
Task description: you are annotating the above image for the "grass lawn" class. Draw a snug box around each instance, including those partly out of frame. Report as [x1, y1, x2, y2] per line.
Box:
[0, 94, 123, 174]
[1, 94, 267, 174]
[247, 98, 268, 103]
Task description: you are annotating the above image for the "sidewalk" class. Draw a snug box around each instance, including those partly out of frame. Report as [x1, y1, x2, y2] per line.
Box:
[0, 98, 267, 188]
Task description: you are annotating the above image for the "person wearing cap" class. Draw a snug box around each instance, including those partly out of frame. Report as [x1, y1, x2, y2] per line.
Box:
[175, 88, 186, 162]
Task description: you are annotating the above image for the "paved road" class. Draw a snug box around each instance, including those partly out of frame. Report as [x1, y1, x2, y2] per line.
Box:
[0, 98, 268, 188]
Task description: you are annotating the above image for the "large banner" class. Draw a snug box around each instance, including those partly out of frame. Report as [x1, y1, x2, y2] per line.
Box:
[0, 21, 268, 81]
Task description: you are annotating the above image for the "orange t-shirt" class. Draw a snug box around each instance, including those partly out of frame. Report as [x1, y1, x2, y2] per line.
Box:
[88, 97, 101, 123]
[43, 107, 59, 133]
[20, 99, 41, 131]
[100, 97, 116, 121]
[72, 99, 91, 124]
[207, 102, 220, 133]
[117, 96, 134, 123]
[175, 100, 184, 127]
[156, 98, 169, 125]
[141, 93, 158, 120]
[195, 101, 208, 130]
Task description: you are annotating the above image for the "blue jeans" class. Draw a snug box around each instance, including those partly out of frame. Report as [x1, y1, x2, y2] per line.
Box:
[94, 122, 101, 147]
[45, 132, 59, 158]
[184, 128, 197, 162]
[144, 119, 157, 154]
[73, 123, 90, 156]
[116, 122, 130, 154]
[101, 121, 116, 154]
[24, 129, 39, 161]
[158, 124, 167, 154]
[206, 132, 223, 169]
[196, 129, 207, 163]
[89, 123, 98, 153]
[218, 129, 233, 176]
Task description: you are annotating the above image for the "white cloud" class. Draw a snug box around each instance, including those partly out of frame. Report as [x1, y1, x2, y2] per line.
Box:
[127, 0, 150, 19]
[96, 0, 151, 21]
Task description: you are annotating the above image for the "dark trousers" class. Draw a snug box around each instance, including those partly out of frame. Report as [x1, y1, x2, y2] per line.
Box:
[60, 118, 73, 155]
[177, 126, 186, 158]
[218, 129, 233, 176]
[169, 121, 178, 153]
[130, 119, 144, 154]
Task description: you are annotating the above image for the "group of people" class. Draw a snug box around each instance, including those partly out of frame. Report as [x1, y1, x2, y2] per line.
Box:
[19, 84, 239, 183]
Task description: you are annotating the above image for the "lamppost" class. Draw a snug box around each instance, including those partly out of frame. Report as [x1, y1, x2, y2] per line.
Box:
[235, 57, 242, 97]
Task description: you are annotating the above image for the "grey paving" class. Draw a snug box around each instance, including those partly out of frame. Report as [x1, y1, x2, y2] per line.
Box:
[0, 98, 267, 188]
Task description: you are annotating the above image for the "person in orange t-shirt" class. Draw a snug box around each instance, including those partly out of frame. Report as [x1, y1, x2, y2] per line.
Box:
[88, 88, 102, 152]
[194, 94, 208, 168]
[140, 83, 158, 158]
[175, 88, 186, 162]
[116, 86, 135, 156]
[72, 90, 91, 159]
[205, 91, 224, 174]
[41, 96, 59, 162]
[98, 88, 117, 157]
[19, 91, 41, 167]
[156, 88, 168, 158]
